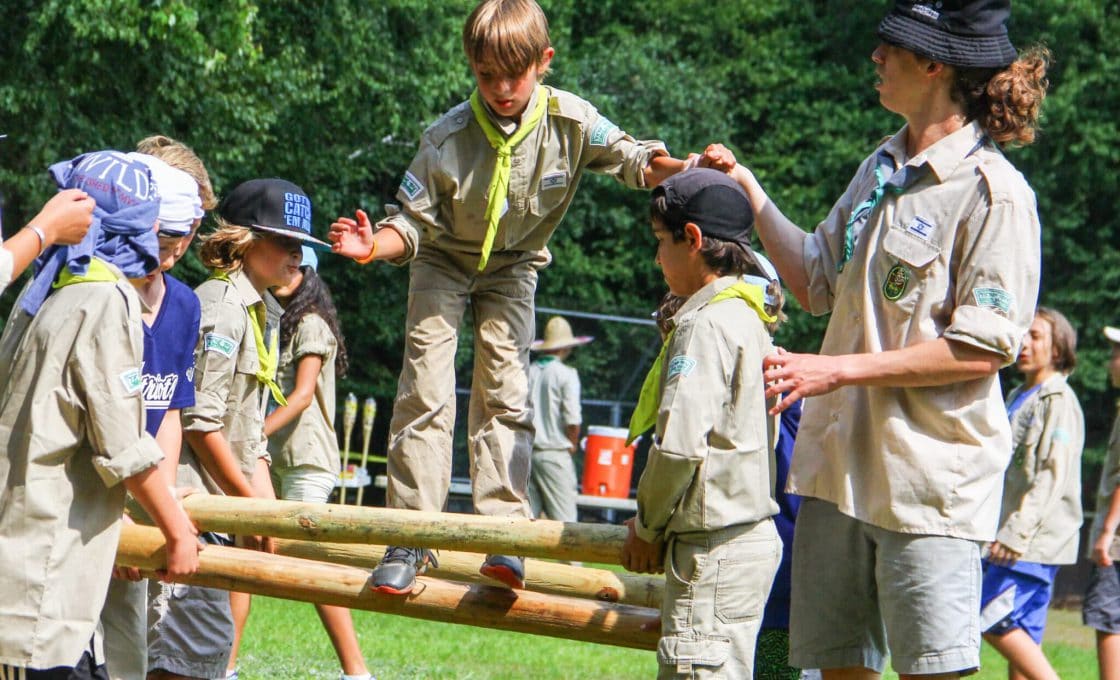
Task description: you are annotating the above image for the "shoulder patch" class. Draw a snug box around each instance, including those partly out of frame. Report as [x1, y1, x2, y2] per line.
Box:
[119, 367, 143, 394]
[972, 287, 1013, 315]
[589, 117, 619, 147]
[204, 332, 237, 358]
[666, 355, 697, 379]
[400, 170, 424, 201]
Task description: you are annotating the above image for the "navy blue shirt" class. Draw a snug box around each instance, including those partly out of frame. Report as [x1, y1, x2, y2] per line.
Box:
[141, 273, 201, 437]
[763, 398, 802, 630]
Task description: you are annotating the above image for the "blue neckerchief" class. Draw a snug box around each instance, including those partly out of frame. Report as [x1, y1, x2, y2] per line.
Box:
[21, 151, 160, 316]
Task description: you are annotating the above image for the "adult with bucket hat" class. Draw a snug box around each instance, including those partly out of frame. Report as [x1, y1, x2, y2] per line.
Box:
[527, 316, 593, 524]
[708, 1, 1050, 677]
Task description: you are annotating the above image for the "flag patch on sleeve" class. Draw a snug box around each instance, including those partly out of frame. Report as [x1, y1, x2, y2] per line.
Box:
[400, 171, 425, 200]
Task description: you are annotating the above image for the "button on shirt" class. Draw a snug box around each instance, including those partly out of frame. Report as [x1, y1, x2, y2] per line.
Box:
[0, 275, 162, 669]
[788, 121, 1042, 540]
[378, 86, 667, 263]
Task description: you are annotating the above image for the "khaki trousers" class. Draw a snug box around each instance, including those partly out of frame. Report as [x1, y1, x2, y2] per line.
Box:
[527, 447, 579, 522]
[387, 247, 548, 519]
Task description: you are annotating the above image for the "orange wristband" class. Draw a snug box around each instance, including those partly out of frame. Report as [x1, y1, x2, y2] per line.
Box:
[355, 240, 378, 265]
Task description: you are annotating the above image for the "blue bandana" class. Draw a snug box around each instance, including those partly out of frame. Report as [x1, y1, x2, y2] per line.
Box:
[21, 150, 161, 316]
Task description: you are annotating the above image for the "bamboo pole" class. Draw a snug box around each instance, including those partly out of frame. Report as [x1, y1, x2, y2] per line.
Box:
[180, 495, 629, 565]
[118, 525, 658, 651]
[272, 538, 664, 608]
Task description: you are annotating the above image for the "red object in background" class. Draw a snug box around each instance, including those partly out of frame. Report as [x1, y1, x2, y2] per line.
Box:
[581, 425, 635, 499]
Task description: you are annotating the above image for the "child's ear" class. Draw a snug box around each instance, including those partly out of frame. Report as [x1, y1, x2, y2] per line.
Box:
[684, 222, 704, 251]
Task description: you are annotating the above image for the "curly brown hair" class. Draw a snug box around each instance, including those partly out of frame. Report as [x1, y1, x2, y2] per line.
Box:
[951, 45, 1050, 147]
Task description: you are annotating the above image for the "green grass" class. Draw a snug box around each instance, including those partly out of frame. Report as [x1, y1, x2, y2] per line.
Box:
[236, 600, 1097, 679]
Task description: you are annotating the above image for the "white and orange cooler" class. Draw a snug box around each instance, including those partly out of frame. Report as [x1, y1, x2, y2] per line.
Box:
[581, 425, 636, 499]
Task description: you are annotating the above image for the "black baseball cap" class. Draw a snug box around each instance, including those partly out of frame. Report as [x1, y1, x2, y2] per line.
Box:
[653, 168, 755, 250]
[219, 178, 331, 251]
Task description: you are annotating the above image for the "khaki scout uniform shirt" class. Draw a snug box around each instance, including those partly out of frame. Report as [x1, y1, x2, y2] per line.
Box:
[0, 271, 163, 669]
[1088, 406, 1120, 558]
[376, 86, 667, 263]
[634, 277, 779, 543]
[268, 313, 339, 475]
[178, 269, 275, 493]
[0, 248, 12, 292]
[996, 374, 1084, 564]
[528, 356, 581, 452]
[789, 121, 1041, 541]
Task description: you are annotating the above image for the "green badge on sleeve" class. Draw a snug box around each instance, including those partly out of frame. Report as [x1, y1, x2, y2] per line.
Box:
[119, 367, 142, 394]
[973, 287, 1013, 315]
[399, 171, 424, 201]
[204, 332, 237, 358]
[882, 264, 911, 301]
[589, 117, 618, 146]
[667, 355, 697, 379]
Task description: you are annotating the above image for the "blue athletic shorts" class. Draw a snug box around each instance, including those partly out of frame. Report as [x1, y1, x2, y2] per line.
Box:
[979, 560, 1059, 644]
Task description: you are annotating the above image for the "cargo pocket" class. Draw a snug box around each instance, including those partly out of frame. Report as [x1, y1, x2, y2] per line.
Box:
[657, 634, 731, 672]
[714, 550, 774, 624]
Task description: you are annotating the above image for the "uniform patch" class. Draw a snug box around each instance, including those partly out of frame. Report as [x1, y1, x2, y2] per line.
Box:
[204, 332, 237, 358]
[906, 215, 936, 240]
[1052, 428, 1071, 444]
[589, 117, 618, 146]
[666, 355, 697, 379]
[882, 264, 911, 301]
[119, 367, 142, 394]
[973, 287, 1013, 315]
[399, 170, 424, 201]
[541, 172, 567, 191]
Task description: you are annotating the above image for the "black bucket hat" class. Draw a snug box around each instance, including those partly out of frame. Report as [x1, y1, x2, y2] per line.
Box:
[877, 0, 1017, 69]
[219, 178, 331, 251]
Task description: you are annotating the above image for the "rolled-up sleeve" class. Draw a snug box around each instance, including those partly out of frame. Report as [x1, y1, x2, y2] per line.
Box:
[292, 314, 335, 361]
[182, 298, 246, 433]
[74, 299, 163, 487]
[581, 107, 667, 190]
[943, 196, 1040, 363]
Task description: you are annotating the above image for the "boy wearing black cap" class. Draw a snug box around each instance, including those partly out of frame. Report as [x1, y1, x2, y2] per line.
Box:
[621, 168, 781, 679]
[708, 1, 1049, 677]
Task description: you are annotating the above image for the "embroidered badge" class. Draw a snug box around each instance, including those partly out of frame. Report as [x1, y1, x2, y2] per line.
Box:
[589, 117, 618, 146]
[541, 172, 567, 191]
[204, 332, 237, 358]
[399, 170, 424, 200]
[906, 216, 935, 240]
[667, 355, 697, 379]
[882, 264, 911, 301]
[973, 287, 1013, 315]
[119, 367, 142, 394]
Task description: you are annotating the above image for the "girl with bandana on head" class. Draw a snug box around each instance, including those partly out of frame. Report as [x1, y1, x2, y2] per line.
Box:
[0, 150, 201, 679]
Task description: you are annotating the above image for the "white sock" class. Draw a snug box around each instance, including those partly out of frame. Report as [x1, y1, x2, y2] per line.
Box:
[341, 674, 372, 680]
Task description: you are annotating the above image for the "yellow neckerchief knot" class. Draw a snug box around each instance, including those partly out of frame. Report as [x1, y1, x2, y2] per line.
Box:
[626, 281, 775, 445]
[469, 86, 548, 272]
[52, 257, 120, 288]
[210, 270, 287, 407]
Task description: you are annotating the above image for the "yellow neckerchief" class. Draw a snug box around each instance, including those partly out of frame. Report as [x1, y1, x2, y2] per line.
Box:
[52, 257, 120, 288]
[469, 85, 548, 272]
[626, 281, 775, 445]
[210, 270, 287, 407]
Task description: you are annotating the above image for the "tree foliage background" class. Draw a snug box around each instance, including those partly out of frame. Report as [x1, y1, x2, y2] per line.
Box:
[1, 1, 1117, 489]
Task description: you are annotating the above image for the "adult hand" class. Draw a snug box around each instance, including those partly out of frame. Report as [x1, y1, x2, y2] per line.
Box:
[620, 518, 664, 574]
[33, 189, 95, 246]
[762, 347, 845, 414]
[158, 527, 202, 582]
[986, 541, 1021, 567]
[329, 209, 376, 260]
[1094, 531, 1116, 567]
[698, 143, 738, 173]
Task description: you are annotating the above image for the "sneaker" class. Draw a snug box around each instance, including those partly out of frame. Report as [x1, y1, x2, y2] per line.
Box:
[369, 546, 437, 595]
[479, 554, 525, 589]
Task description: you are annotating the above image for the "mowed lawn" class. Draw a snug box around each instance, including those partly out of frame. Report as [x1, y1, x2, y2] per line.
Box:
[236, 597, 1097, 679]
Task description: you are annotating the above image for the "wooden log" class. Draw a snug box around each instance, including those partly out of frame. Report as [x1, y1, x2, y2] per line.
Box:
[272, 538, 664, 608]
[180, 495, 628, 564]
[118, 525, 658, 650]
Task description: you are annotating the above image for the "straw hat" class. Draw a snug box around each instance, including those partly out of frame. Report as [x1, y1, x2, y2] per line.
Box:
[531, 316, 594, 352]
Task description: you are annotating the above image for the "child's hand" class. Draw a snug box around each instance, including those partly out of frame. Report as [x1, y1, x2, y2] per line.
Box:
[329, 209, 376, 260]
[1094, 531, 1116, 567]
[698, 144, 738, 173]
[620, 518, 664, 574]
[986, 541, 1021, 567]
[158, 527, 202, 582]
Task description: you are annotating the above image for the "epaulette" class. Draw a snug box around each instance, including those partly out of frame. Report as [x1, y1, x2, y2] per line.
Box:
[975, 148, 1032, 204]
[544, 87, 593, 122]
[425, 100, 473, 147]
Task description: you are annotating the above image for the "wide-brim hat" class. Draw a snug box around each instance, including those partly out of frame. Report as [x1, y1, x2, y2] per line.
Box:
[1104, 326, 1120, 345]
[532, 316, 593, 352]
[219, 178, 332, 252]
[877, 1, 1017, 69]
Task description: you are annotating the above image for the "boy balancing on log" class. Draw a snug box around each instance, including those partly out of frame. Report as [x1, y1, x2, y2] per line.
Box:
[330, 0, 703, 594]
[622, 168, 782, 679]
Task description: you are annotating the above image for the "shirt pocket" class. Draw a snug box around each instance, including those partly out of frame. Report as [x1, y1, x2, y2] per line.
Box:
[529, 159, 572, 219]
[878, 226, 941, 312]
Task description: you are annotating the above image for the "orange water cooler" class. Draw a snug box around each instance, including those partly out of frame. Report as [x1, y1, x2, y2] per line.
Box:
[581, 425, 636, 498]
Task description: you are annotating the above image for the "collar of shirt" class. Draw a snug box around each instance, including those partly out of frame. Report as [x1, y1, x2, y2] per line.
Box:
[1036, 372, 1071, 399]
[669, 275, 740, 330]
[883, 120, 988, 185]
[225, 267, 264, 309]
[482, 85, 542, 136]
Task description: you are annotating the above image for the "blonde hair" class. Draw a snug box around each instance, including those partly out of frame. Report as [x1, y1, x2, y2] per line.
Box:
[136, 135, 217, 211]
[197, 220, 258, 272]
[463, 0, 551, 78]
